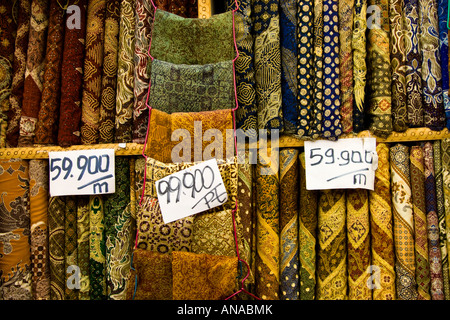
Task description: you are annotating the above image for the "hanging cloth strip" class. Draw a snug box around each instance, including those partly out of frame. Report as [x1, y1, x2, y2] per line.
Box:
[438, 0, 450, 130]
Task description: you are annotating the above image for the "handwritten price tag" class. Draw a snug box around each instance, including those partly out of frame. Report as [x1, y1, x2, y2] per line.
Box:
[155, 158, 228, 224]
[49, 149, 115, 196]
[304, 138, 378, 190]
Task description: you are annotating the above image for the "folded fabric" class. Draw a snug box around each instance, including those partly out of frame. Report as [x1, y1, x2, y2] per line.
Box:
[172, 251, 238, 300]
[149, 59, 236, 113]
[144, 108, 234, 163]
[150, 9, 235, 65]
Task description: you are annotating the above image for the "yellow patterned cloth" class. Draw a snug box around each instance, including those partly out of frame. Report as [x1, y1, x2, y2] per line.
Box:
[298, 153, 317, 300]
[390, 144, 418, 300]
[440, 138, 450, 291]
[410, 146, 431, 300]
[0, 159, 32, 300]
[317, 189, 347, 300]
[255, 152, 280, 300]
[279, 149, 299, 300]
[346, 189, 371, 300]
[369, 143, 396, 299]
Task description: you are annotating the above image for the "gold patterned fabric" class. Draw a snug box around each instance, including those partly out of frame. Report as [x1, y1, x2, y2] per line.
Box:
[346, 189, 371, 300]
[298, 153, 317, 300]
[279, 149, 299, 300]
[255, 153, 280, 300]
[253, 0, 283, 132]
[89, 195, 106, 300]
[115, 0, 135, 143]
[29, 160, 50, 300]
[48, 196, 65, 300]
[317, 189, 347, 300]
[423, 142, 445, 299]
[369, 143, 396, 300]
[390, 144, 418, 300]
[77, 196, 91, 300]
[389, 0, 408, 132]
[433, 140, 450, 299]
[409, 146, 431, 300]
[338, 0, 354, 133]
[0, 159, 32, 300]
[144, 108, 234, 164]
[366, 0, 393, 137]
[440, 138, 450, 291]
[80, 0, 106, 145]
[172, 251, 238, 300]
[352, 0, 367, 132]
[64, 197, 78, 300]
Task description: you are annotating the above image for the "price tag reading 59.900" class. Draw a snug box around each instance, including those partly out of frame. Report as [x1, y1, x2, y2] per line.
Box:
[49, 149, 115, 197]
[304, 138, 378, 191]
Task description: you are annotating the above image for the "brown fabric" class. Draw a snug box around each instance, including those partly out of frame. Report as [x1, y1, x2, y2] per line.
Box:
[6, 0, 31, 148]
[98, 0, 121, 144]
[34, 0, 65, 145]
[18, 0, 50, 147]
[57, 0, 87, 147]
[126, 248, 173, 300]
[172, 251, 238, 300]
[144, 108, 234, 163]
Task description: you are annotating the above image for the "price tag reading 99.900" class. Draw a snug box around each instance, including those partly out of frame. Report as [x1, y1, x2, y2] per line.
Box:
[156, 158, 228, 224]
[304, 138, 378, 191]
[49, 149, 115, 197]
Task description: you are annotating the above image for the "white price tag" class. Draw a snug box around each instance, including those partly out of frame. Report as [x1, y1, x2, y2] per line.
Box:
[156, 158, 228, 224]
[304, 138, 378, 190]
[49, 149, 115, 196]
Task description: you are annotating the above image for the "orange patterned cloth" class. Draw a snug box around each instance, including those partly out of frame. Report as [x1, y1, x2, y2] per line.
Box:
[172, 251, 238, 300]
[144, 108, 234, 163]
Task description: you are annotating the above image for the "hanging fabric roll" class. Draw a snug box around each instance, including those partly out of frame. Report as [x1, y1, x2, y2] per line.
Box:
[48, 196, 65, 300]
[423, 142, 445, 299]
[322, 0, 342, 139]
[389, 0, 408, 132]
[0, 1, 17, 148]
[57, 0, 87, 148]
[34, 0, 65, 145]
[296, 0, 314, 138]
[409, 146, 431, 300]
[338, 0, 354, 133]
[308, 0, 324, 138]
[132, 0, 154, 144]
[98, 0, 121, 144]
[419, 0, 446, 130]
[298, 153, 317, 300]
[432, 140, 450, 299]
[29, 160, 50, 300]
[441, 138, 450, 289]
[255, 153, 280, 300]
[226, 0, 258, 138]
[352, 0, 367, 132]
[369, 143, 396, 300]
[390, 143, 418, 300]
[279, 0, 298, 135]
[404, 0, 423, 127]
[253, 0, 283, 133]
[366, 0, 392, 137]
[317, 189, 347, 300]
[64, 196, 78, 300]
[346, 188, 371, 300]
[6, 0, 31, 148]
[80, 0, 106, 145]
[18, 0, 49, 147]
[89, 195, 106, 300]
[115, 0, 135, 143]
[104, 157, 133, 300]
[0, 159, 32, 300]
[279, 149, 299, 300]
[76, 196, 90, 300]
[437, 0, 450, 129]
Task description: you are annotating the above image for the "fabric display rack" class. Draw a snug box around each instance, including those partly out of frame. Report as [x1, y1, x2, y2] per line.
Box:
[1, 0, 450, 302]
